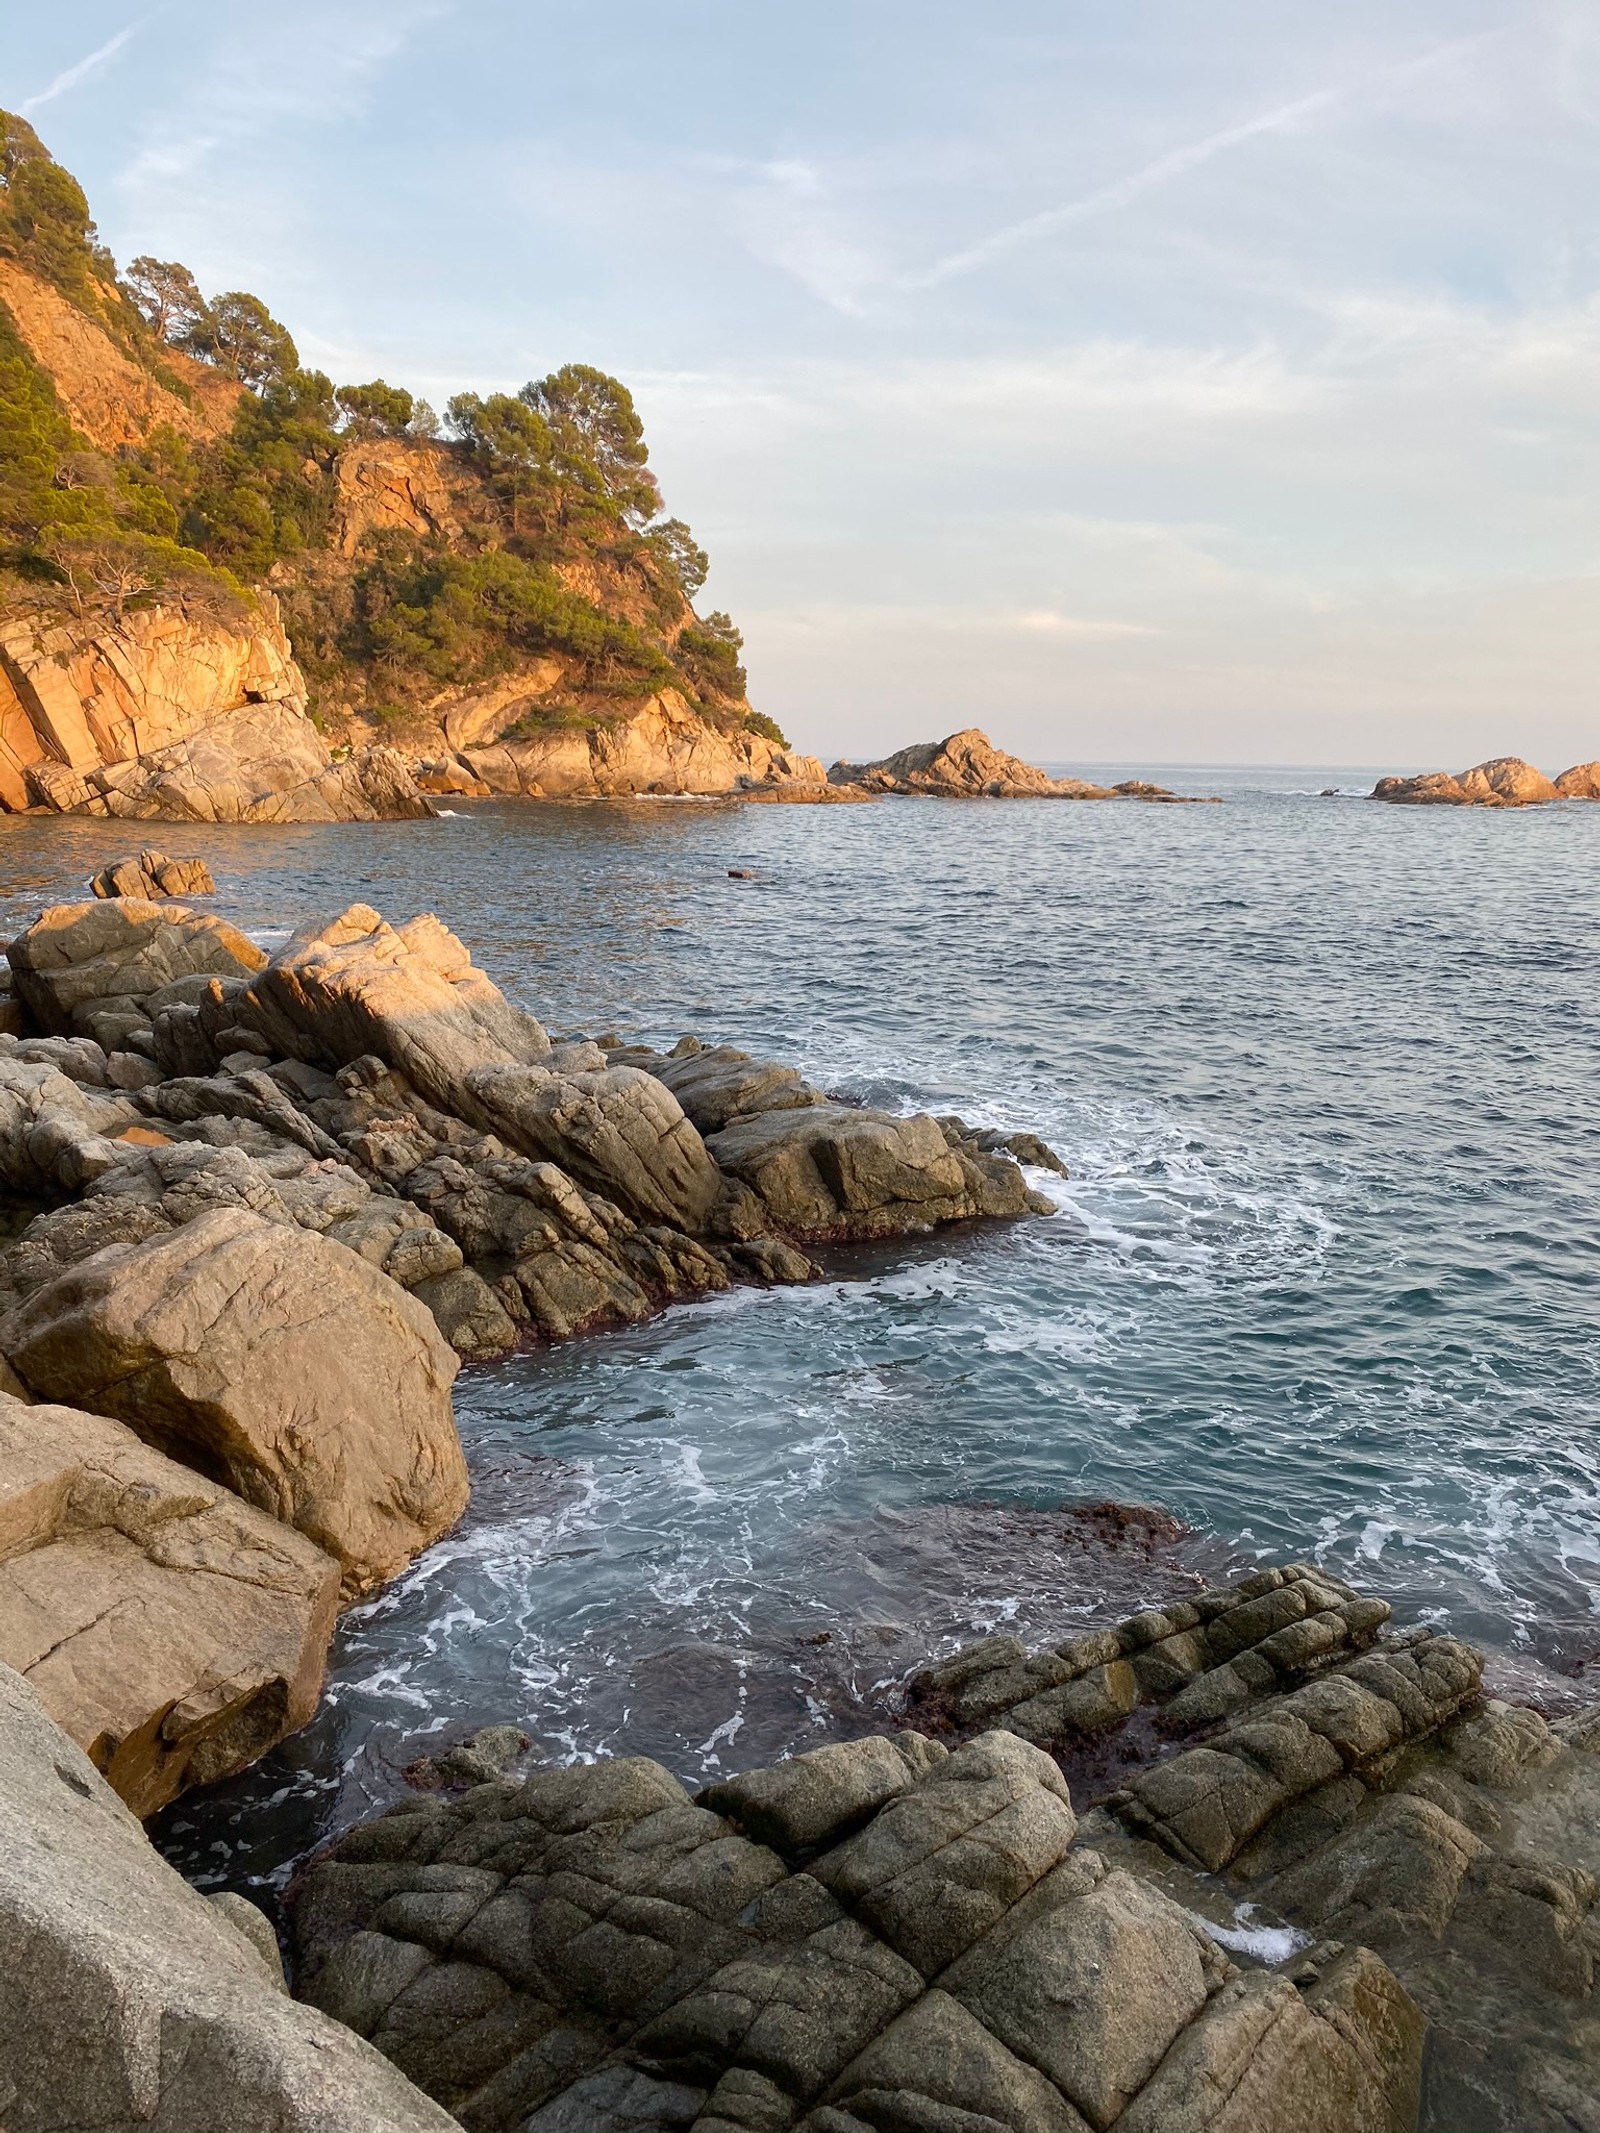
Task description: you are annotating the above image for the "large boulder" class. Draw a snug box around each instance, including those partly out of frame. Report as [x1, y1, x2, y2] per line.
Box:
[466, 1058, 725, 1232]
[228, 905, 551, 1110]
[7, 898, 266, 1037]
[1554, 760, 1600, 798]
[0, 1394, 338, 1816]
[0, 1659, 456, 2130]
[90, 849, 215, 900]
[292, 1727, 1421, 2133]
[705, 1102, 1036, 1239]
[1454, 756, 1558, 806]
[3, 1207, 467, 1601]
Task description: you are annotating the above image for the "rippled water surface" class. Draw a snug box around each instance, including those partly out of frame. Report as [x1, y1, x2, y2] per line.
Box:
[1, 769, 1595, 1897]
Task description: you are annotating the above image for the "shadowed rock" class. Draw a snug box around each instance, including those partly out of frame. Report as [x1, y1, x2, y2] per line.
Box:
[292, 1702, 1422, 2133]
[3, 1206, 467, 1601]
[0, 1394, 338, 1815]
[0, 1660, 456, 2129]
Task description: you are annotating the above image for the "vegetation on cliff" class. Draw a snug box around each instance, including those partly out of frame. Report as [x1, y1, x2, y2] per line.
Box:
[0, 109, 781, 745]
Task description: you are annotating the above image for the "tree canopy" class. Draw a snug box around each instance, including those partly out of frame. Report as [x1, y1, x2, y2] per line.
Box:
[0, 108, 765, 733]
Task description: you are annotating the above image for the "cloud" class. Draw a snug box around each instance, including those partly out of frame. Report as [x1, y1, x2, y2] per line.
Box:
[901, 88, 1340, 290]
[20, 22, 141, 115]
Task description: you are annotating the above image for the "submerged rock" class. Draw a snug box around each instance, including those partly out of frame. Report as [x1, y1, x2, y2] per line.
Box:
[0, 1393, 338, 1816]
[0, 1659, 455, 2130]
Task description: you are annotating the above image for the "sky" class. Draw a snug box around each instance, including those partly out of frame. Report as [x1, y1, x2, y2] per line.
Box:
[8, 2, 1600, 769]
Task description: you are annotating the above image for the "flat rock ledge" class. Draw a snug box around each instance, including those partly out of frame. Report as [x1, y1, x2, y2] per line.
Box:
[291, 1561, 1600, 2133]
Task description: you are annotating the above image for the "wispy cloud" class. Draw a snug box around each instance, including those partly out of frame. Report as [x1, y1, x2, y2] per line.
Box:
[901, 88, 1340, 290]
[21, 21, 142, 115]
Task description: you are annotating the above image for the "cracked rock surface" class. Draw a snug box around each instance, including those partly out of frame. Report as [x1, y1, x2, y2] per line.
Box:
[292, 1702, 1424, 2132]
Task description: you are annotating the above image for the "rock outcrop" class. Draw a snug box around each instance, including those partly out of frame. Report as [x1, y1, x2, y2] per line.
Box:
[0, 600, 434, 821]
[829, 730, 1201, 802]
[458, 687, 829, 800]
[0, 1392, 338, 1815]
[906, 1564, 1600, 2133]
[9, 897, 265, 1038]
[90, 849, 215, 900]
[292, 1701, 1424, 2132]
[0, 905, 1058, 1376]
[0, 1658, 457, 2131]
[1370, 755, 1599, 807]
[4, 1206, 467, 1601]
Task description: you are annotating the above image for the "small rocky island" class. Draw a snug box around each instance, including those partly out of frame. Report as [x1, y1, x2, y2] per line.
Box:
[1371, 754, 1600, 806]
[829, 729, 1211, 802]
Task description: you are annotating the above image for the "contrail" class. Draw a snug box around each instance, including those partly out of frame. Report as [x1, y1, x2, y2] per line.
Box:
[901, 87, 1340, 290]
[21, 22, 141, 115]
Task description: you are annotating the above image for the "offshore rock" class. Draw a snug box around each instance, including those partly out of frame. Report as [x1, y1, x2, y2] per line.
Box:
[1554, 759, 1600, 798]
[90, 848, 216, 900]
[828, 729, 1197, 802]
[1372, 756, 1560, 807]
[292, 1718, 1422, 2133]
[0, 1659, 457, 2131]
[3, 1206, 467, 1601]
[0, 1393, 338, 1816]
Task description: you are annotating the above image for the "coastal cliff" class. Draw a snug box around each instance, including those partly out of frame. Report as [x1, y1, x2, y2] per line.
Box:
[0, 110, 808, 818]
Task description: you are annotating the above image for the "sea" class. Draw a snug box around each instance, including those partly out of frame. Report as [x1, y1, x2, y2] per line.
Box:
[0, 766, 1595, 1905]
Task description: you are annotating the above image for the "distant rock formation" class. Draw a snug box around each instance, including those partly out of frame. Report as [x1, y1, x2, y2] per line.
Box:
[1373, 754, 1599, 807]
[830, 729, 1207, 801]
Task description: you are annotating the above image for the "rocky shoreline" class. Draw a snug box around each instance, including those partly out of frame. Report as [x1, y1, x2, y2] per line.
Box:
[0, 895, 1594, 2133]
[4, 1543, 1595, 2131]
[0, 892, 1061, 1815]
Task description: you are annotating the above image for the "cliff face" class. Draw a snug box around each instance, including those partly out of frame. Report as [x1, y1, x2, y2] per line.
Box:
[0, 109, 799, 816]
[458, 687, 825, 798]
[0, 259, 241, 450]
[0, 598, 429, 823]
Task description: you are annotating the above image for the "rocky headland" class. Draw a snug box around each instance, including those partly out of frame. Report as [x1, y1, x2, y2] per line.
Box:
[1371, 755, 1600, 807]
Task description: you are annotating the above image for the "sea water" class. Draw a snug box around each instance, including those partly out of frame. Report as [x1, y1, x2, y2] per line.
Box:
[0, 768, 1594, 1898]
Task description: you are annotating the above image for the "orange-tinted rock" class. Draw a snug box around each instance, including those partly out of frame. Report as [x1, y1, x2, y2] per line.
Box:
[1554, 760, 1600, 799]
[1455, 756, 1558, 806]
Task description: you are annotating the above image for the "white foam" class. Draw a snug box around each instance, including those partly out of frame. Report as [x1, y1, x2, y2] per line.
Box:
[1192, 1903, 1315, 1966]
